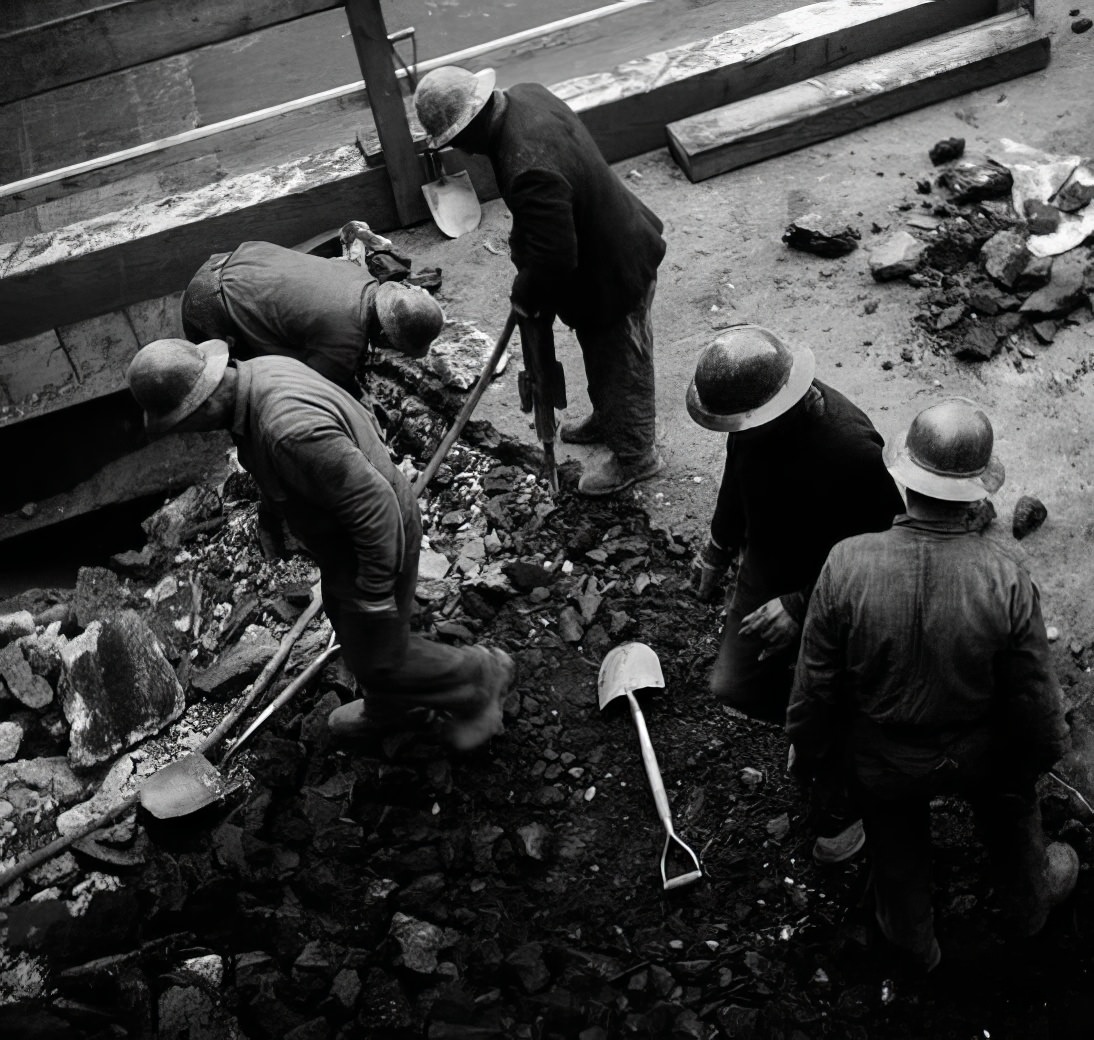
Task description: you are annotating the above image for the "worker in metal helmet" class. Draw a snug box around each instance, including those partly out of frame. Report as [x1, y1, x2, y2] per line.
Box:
[413, 65, 667, 496]
[126, 339, 515, 752]
[182, 241, 445, 397]
[788, 398, 1075, 973]
[687, 323, 904, 863]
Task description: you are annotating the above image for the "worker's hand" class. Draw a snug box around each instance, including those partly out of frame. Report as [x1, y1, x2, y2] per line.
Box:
[740, 598, 801, 661]
[690, 539, 735, 603]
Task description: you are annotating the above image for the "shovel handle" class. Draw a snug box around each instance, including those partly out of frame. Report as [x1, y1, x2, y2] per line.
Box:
[411, 311, 517, 496]
[626, 691, 673, 827]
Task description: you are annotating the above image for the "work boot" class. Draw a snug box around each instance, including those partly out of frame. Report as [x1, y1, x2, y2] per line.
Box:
[578, 449, 664, 497]
[813, 818, 866, 865]
[1024, 841, 1080, 935]
[559, 412, 607, 445]
[443, 647, 516, 751]
[327, 698, 435, 742]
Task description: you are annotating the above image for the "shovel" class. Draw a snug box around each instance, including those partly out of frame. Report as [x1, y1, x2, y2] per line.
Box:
[140, 635, 341, 819]
[422, 148, 481, 239]
[598, 642, 703, 891]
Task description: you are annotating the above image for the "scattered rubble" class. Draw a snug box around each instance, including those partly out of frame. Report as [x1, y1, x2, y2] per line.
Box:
[781, 213, 861, 257]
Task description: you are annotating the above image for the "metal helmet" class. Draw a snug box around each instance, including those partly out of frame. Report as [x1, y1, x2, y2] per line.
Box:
[686, 324, 816, 433]
[413, 66, 497, 148]
[127, 338, 230, 437]
[375, 282, 445, 357]
[884, 397, 1004, 501]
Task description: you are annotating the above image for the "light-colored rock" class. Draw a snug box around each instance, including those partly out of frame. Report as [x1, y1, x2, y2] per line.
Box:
[56, 755, 138, 835]
[418, 547, 452, 581]
[0, 611, 35, 648]
[0, 643, 53, 710]
[389, 912, 453, 974]
[981, 229, 1030, 289]
[0, 721, 23, 762]
[60, 611, 185, 769]
[868, 231, 925, 281]
[422, 321, 503, 390]
[74, 566, 130, 629]
[192, 625, 278, 699]
[0, 757, 93, 807]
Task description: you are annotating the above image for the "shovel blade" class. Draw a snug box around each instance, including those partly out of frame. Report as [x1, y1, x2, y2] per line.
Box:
[422, 171, 481, 238]
[598, 641, 665, 710]
[139, 753, 227, 820]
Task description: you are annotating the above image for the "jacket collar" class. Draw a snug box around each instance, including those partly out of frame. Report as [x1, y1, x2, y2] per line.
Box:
[894, 512, 983, 534]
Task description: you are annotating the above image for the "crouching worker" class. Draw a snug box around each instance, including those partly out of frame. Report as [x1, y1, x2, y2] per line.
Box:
[788, 398, 1076, 972]
[687, 324, 904, 862]
[182, 240, 444, 396]
[127, 339, 514, 750]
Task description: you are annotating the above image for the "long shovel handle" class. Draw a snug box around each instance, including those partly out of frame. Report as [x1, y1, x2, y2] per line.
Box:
[626, 691, 673, 828]
[412, 311, 517, 497]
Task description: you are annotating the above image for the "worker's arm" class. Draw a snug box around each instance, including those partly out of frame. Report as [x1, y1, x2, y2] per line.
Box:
[506, 169, 578, 318]
[274, 426, 405, 613]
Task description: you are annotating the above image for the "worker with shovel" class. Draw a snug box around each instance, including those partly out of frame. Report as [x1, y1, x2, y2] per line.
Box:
[126, 339, 515, 751]
[788, 398, 1076, 973]
[686, 324, 904, 863]
[413, 66, 667, 496]
[181, 239, 445, 397]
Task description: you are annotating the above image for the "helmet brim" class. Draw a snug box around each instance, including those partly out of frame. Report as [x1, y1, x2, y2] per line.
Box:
[686, 346, 816, 433]
[145, 340, 230, 438]
[883, 434, 1005, 501]
[429, 68, 497, 149]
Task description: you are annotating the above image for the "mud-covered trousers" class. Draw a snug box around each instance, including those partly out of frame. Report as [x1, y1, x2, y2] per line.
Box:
[856, 756, 1054, 969]
[573, 279, 657, 467]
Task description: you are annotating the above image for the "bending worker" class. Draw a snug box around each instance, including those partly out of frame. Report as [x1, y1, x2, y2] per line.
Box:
[414, 66, 667, 496]
[788, 398, 1076, 973]
[182, 240, 445, 396]
[687, 324, 904, 862]
[127, 338, 514, 751]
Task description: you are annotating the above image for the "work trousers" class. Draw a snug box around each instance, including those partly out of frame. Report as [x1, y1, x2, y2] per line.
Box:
[857, 762, 1052, 969]
[320, 524, 485, 723]
[574, 279, 657, 466]
[711, 567, 798, 725]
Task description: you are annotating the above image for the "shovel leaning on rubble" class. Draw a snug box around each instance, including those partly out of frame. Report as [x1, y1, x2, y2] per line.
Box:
[421, 149, 482, 239]
[598, 642, 703, 891]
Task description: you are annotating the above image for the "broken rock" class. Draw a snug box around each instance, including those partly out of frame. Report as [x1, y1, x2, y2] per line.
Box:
[1012, 496, 1048, 540]
[423, 322, 503, 391]
[868, 231, 925, 281]
[192, 625, 279, 699]
[937, 154, 1013, 203]
[952, 325, 1002, 361]
[0, 611, 35, 648]
[60, 611, 185, 769]
[1020, 250, 1089, 318]
[0, 721, 22, 762]
[980, 229, 1030, 289]
[389, 913, 451, 974]
[782, 213, 860, 257]
[929, 137, 965, 165]
[73, 567, 130, 629]
[141, 484, 223, 550]
[0, 643, 53, 710]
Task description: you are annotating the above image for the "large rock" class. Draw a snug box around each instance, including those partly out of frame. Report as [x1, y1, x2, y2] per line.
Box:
[1020, 250, 1089, 318]
[422, 321, 504, 391]
[0, 721, 23, 762]
[980, 229, 1030, 289]
[141, 484, 223, 550]
[192, 625, 278, 700]
[782, 213, 860, 257]
[868, 232, 925, 281]
[59, 612, 185, 769]
[0, 643, 53, 710]
[74, 567, 130, 629]
[0, 756, 94, 806]
[389, 913, 453, 974]
[0, 611, 34, 648]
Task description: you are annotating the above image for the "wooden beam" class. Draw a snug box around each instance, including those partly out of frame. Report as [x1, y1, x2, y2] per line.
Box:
[344, 0, 428, 226]
[666, 12, 1050, 183]
[0, 1, 345, 105]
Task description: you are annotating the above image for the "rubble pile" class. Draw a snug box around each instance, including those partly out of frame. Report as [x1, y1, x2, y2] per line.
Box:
[1, 359, 1092, 1039]
[866, 142, 1094, 364]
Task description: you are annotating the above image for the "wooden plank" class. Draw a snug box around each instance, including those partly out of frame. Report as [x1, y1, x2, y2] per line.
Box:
[556, 0, 1000, 163]
[666, 12, 1050, 183]
[0, 1, 345, 105]
[344, 0, 428, 226]
[0, 331, 75, 411]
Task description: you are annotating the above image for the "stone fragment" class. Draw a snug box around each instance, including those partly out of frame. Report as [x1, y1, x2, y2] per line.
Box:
[515, 822, 552, 861]
[0, 643, 53, 710]
[418, 547, 451, 581]
[59, 611, 185, 769]
[929, 137, 965, 165]
[503, 560, 555, 592]
[110, 545, 156, 578]
[141, 484, 223, 550]
[422, 321, 499, 390]
[192, 625, 278, 699]
[0, 721, 23, 761]
[868, 231, 925, 281]
[505, 942, 550, 993]
[1023, 199, 1061, 235]
[1056, 178, 1094, 213]
[0, 756, 93, 806]
[158, 981, 241, 1040]
[952, 325, 1002, 361]
[938, 155, 1013, 203]
[935, 303, 965, 330]
[558, 607, 585, 644]
[56, 756, 138, 835]
[1016, 254, 1053, 292]
[980, 229, 1031, 289]
[782, 213, 860, 257]
[1012, 496, 1048, 540]
[389, 913, 450, 974]
[0, 611, 35, 648]
[1032, 320, 1058, 344]
[1073, 16, 1093, 32]
[1020, 251, 1089, 318]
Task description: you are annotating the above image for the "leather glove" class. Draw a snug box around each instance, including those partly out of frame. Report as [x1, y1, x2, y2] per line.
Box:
[691, 538, 735, 603]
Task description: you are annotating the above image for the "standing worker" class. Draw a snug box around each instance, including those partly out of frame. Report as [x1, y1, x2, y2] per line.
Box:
[413, 66, 667, 496]
[687, 324, 904, 861]
[788, 398, 1076, 972]
[182, 240, 445, 396]
[127, 338, 514, 750]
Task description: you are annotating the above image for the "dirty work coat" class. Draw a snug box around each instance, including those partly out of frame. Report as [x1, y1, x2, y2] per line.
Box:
[208, 242, 378, 392]
[788, 514, 1069, 787]
[229, 355, 416, 613]
[486, 83, 666, 331]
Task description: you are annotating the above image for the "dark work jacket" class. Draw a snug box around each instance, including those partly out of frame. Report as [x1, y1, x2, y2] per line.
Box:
[711, 381, 904, 621]
[788, 515, 1069, 790]
[230, 356, 418, 611]
[486, 83, 666, 331]
[220, 242, 378, 392]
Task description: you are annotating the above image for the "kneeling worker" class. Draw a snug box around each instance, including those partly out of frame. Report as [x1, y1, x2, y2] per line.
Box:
[127, 339, 514, 750]
[789, 398, 1077, 972]
[182, 240, 444, 396]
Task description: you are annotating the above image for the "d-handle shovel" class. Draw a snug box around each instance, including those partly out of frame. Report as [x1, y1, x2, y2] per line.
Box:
[598, 642, 703, 891]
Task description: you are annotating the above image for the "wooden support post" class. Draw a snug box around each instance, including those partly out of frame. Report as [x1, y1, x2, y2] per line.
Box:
[344, 0, 428, 226]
